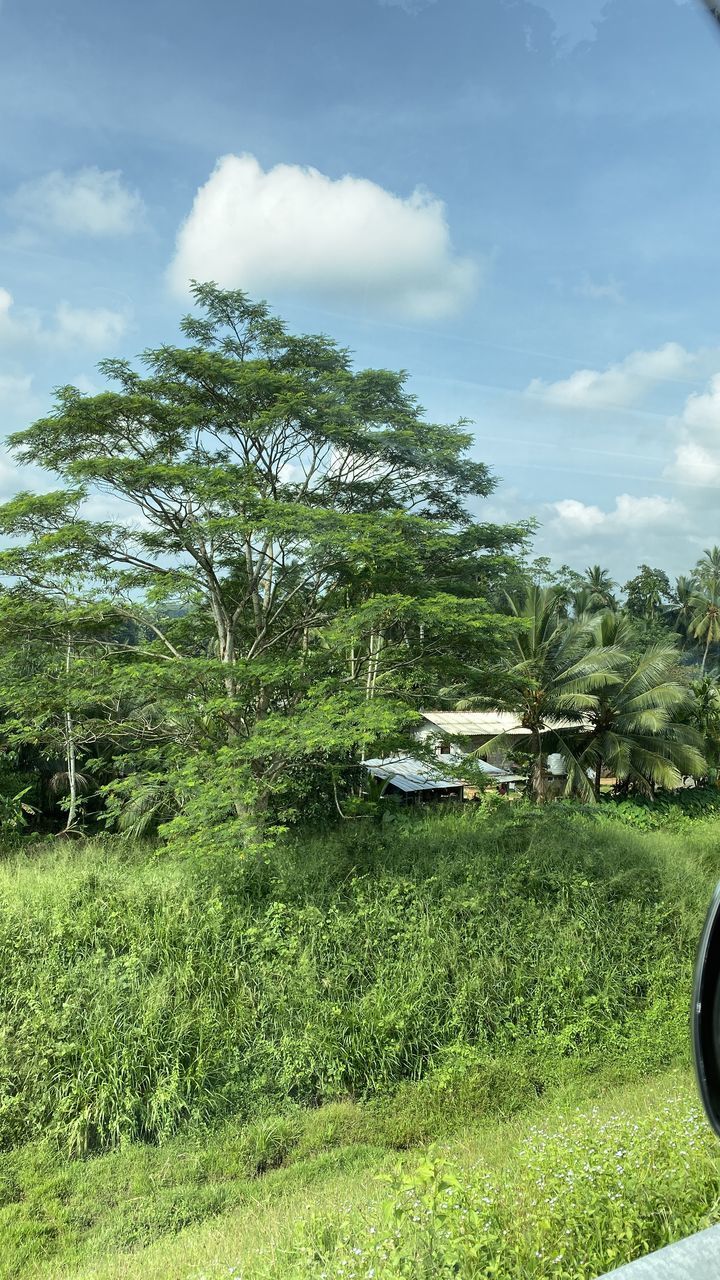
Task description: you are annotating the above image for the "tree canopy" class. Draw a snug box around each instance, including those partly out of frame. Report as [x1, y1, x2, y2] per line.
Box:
[0, 284, 527, 845]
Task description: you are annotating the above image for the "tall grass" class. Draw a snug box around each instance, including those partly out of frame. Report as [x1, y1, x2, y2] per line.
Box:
[0, 804, 717, 1153]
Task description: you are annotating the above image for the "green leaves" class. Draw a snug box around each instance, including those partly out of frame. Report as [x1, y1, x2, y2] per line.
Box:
[0, 283, 525, 841]
[478, 586, 707, 801]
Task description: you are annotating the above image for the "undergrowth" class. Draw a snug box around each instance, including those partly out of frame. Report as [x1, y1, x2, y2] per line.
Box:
[1, 803, 717, 1153]
[261, 1085, 720, 1280]
[9, 1073, 717, 1280]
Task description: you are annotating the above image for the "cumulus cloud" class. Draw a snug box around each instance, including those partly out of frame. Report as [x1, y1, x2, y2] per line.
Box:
[7, 167, 145, 236]
[552, 493, 682, 534]
[0, 287, 128, 350]
[527, 342, 695, 410]
[542, 491, 687, 580]
[666, 372, 720, 491]
[168, 154, 477, 319]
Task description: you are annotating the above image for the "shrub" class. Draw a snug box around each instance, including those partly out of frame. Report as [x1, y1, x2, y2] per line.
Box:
[0, 805, 715, 1152]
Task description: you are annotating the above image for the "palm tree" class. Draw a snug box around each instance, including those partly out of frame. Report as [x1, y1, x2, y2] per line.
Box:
[583, 565, 617, 611]
[474, 586, 622, 801]
[575, 613, 706, 799]
[668, 574, 697, 644]
[696, 546, 720, 593]
[570, 586, 595, 620]
[690, 585, 720, 673]
[691, 675, 720, 775]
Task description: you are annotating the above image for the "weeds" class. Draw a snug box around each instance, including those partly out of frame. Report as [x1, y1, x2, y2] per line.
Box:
[264, 1093, 720, 1280]
[0, 804, 715, 1152]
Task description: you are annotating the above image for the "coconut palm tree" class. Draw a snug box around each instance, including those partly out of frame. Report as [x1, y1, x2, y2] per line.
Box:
[473, 585, 622, 801]
[691, 675, 720, 775]
[575, 612, 706, 799]
[583, 564, 617, 611]
[686, 675, 717, 773]
[668, 574, 697, 645]
[570, 586, 595, 620]
[696, 546, 720, 593]
[690, 584, 720, 673]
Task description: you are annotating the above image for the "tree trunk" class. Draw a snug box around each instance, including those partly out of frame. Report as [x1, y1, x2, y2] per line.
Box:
[594, 757, 602, 802]
[703, 633, 712, 674]
[531, 730, 546, 803]
[63, 635, 78, 832]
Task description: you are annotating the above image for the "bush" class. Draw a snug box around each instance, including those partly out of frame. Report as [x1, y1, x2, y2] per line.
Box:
[0, 805, 716, 1152]
[600, 785, 720, 830]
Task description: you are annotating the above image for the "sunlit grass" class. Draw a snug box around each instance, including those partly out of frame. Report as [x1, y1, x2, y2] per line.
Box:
[2, 805, 715, 1153]
[15, 1072, 719, 1280]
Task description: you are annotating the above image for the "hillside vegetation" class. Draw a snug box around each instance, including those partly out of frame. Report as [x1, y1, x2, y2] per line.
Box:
[2, 804, 720, 1276]
[2, 803, 716, 1156]
[3, 1073, 719, 1280]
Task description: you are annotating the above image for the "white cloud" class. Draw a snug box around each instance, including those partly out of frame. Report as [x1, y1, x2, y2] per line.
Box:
[666, 372, 720, 492]
[55, 303, 128, 348]
[673, 441, 720, 487]
[676, 372, 720, 438]
[527, 343, 695, 410]
[0, 372, 33, 408]
[7, 167, 145, 236]
[552, 493, 682, 535]
[0, 287, 128, 350]
[168, 153, 477, 319]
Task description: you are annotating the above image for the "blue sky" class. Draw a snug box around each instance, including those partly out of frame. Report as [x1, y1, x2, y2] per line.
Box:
[1, 0, 719, 581]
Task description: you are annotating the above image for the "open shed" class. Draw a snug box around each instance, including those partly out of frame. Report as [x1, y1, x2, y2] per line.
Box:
[364, 754, 520, 803]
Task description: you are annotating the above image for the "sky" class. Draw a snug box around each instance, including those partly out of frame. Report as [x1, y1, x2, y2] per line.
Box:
[1, 0, 719, 582]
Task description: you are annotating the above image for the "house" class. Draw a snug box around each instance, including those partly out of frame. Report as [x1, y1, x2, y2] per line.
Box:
[363, 753, 518, 804]
[415, 710, 583, 770]
[361, 708, 582, 805]
[415, 710, 532, 767]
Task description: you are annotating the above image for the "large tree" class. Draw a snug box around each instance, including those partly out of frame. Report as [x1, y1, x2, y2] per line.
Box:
[623, 565, 673, 621]
[0, 284, 526, 844]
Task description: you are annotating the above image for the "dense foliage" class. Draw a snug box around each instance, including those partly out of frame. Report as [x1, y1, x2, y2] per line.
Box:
[0, 289, 719, 843]
[2, 288, 720, 1276]
[0, 804, 714, 1154]
[0, 284, 529, 845]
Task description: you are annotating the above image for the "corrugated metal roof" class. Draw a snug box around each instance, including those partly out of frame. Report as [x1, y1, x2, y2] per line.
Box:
[364, 754, 508, 793]
[420, 711, 529, 735]
[364, 755, 465, 793]
[419, 710, 583, 736]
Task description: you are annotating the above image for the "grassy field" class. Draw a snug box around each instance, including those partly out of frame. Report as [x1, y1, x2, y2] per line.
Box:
[2, 801, 720, 1276]
[4, 1071, 719, 1279]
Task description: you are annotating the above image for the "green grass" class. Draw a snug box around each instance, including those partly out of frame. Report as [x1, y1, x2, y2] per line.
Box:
[7, 1071, 718, 1280]
[263, 1071, 720, 1280]
[0, 1060, 535, 1279]
[2, 804, 717, 1154]
[3, 802, 720, 1277]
